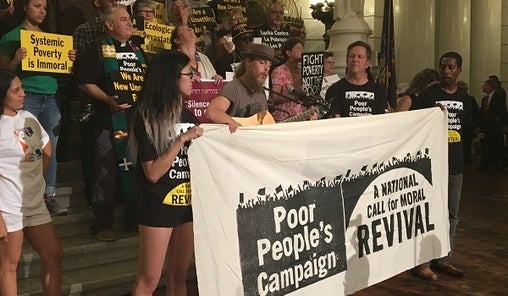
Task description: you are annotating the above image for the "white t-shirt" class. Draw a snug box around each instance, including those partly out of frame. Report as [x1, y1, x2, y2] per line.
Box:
[197, 51, 218, 80]
[0, 110, 49, 215]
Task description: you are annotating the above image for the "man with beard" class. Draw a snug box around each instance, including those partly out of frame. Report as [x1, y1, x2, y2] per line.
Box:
[206, 43, 278, 133]
[412, 51, 472, 281]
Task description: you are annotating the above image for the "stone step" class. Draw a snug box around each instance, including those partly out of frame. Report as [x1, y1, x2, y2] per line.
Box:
[51, 205, 127, 238]
[18, 258, 140, 296]
[17, 149, 194, 295]
[19, 232, 139, 280]
[18, 249, 196, 296]
[55, 182, 87, 209]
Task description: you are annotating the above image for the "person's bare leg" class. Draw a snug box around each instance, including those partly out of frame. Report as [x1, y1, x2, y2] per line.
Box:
[132, 225, 173, 296]
[24, 223, 63, 296]
[166, 222, 194, 296]
[0, 230, 23, 296]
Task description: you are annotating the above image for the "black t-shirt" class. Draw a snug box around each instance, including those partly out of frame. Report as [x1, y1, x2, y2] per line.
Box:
[135, 108, 198, 204]
[417, 84, 473, 174]
[325, 78, 387, 117]
[75, 38, 145, 127]
[215, 52, 235, 78]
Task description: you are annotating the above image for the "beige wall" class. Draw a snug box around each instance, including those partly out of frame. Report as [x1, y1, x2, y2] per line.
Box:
[301, 0, 505, 100]
[501, 1, 508, 92]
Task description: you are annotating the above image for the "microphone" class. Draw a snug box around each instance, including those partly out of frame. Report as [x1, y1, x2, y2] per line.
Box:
[287, 86, 326, 108]
[287, 86, 308, 100]
[263, 87, 330, 112]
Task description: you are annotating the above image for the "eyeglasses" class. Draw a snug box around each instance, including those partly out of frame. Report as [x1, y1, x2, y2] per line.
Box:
[180, 68, 197, 78]
[138, 10, 155, 16]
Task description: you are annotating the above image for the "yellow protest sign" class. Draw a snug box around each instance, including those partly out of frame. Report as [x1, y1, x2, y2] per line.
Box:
[20, 30, 73, 74]
[142, 22, 174, 54]
[153, 1, 166, 24]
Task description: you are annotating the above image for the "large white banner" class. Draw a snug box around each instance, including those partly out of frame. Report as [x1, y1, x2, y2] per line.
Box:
[189, 108, 450, 296]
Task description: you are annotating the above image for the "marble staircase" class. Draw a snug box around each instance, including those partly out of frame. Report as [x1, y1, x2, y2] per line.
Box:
[18, 101, 196, 295]
[17, 160, 144, 296]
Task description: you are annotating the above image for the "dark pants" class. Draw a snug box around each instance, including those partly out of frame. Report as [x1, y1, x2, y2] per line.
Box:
[80, 120, 95, 204]
[90, 128, 117, 233]
[481, 123, 506, 168]
[462, 128, 474, 163]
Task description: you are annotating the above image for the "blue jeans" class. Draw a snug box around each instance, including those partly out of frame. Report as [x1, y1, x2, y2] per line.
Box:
[445, 173, 463, 260]
[23, 93, 61, 194]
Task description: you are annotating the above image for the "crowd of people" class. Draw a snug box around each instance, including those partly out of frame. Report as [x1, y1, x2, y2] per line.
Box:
[1, 0, 507, 295]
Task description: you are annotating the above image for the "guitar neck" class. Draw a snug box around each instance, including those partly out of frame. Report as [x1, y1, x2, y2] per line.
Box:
[279, 107, 319, 123]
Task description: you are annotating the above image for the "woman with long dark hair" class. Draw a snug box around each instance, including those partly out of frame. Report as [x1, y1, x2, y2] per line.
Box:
[0, 0, 75, 215]
[0, 70, 63, 295]
[130, 51, 203, 296]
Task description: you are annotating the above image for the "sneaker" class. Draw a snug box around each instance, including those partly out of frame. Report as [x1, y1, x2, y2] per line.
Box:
[44, 194, 68, 215]
[94, 229, 119, 242]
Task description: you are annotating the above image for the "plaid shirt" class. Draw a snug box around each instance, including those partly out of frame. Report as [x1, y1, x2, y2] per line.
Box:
[73, 17, 104, 54]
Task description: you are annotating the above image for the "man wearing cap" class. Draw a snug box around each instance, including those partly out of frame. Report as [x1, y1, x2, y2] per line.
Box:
[206, 43, 279, 132]
[215, 22, 254, 78]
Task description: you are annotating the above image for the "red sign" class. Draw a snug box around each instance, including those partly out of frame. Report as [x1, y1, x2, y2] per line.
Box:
[185, 80, 227, 123]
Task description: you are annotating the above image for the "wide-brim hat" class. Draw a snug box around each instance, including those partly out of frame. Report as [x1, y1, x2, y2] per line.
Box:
[232, 23, 254, 40]
[242, 43, 279, 65]
[396, 81, 409, 95]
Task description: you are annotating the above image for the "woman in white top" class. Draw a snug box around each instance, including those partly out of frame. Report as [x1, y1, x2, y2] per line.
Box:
[0, 70, 63, 295]
[170, 23, 223, 84]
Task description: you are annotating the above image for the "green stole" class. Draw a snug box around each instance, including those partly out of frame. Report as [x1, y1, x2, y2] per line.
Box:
[101, 36, 146, 229]
[101, 36, 146, 75]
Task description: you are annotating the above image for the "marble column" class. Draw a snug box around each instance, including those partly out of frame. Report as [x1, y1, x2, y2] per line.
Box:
[435, 0, 471, 84]
[470, 0, 502, 99]
[393, 0, 436, 84]
[328, 0, 372, 76]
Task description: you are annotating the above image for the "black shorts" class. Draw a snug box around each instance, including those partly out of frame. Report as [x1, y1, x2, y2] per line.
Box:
[137, 194, 193, 227]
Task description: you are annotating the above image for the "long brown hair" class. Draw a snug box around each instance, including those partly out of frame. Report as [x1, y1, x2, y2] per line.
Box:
[128, 51, 190, 161]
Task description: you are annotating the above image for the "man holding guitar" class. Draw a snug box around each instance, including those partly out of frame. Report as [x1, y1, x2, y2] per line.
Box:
[206, 43, 279, 132]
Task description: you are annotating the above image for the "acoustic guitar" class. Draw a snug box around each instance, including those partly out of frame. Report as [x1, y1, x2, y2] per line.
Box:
[232, 110, 276, 126]
[232, 107, 319, 126]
